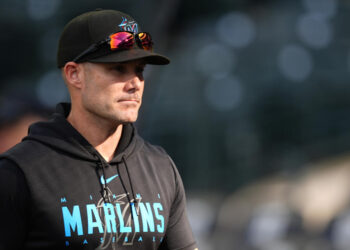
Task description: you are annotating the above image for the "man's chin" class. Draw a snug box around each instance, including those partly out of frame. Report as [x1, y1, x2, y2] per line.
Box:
[118, 115, 138, 124]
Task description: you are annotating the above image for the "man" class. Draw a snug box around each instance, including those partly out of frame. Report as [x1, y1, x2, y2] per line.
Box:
[0, 9, 198, 250]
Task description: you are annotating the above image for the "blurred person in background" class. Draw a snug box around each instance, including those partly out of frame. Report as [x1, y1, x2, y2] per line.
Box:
[0, 93, 50, 153]
[0, 9, 197, 250]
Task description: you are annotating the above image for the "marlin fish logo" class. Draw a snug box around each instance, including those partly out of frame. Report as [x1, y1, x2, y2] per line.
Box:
[100, 174, 119, 185]
[118, 17, 138, 33]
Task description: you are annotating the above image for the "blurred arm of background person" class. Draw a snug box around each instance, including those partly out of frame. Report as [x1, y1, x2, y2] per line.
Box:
[0, 93, 51, 154]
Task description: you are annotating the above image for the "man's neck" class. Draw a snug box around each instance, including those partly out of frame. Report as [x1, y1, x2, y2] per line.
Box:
[67, 107, 123, 162]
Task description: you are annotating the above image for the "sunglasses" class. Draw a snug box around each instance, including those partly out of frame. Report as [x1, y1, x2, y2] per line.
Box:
[73, 31, 153, 62]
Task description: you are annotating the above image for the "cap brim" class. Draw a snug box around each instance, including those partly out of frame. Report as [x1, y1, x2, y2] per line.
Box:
[88, 48, 170, 65]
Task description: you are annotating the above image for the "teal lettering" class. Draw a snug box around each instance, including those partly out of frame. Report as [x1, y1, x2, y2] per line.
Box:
[62, 206, 83, 237]
[116, 204, 132, 233]
[103, 203, 117, 233]
[83, 239, 88, 244]
[124, 236, 128, 242]
[136, 193, 141, 198]
[65, 241, 69, 246]
[61, 197, 67, 203]
[86, 204, 103, 234]
[153, 203, 165, 233]
[139, 202, 155, 232]
[131, 203, 140, 232]
[138, 236, 143, 242]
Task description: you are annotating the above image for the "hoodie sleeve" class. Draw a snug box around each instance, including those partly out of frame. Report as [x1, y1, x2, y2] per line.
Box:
[0, 158, 30, 250]
[159, 158, 198, 250]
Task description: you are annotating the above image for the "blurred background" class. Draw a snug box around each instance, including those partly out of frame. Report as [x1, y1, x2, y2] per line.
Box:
[1, 0, 350, 249]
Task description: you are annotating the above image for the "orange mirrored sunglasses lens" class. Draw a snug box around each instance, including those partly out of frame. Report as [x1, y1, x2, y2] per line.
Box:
[138, 32, 153, 51]
[109, 32, 153, 51]
[109, 32, 134, 50]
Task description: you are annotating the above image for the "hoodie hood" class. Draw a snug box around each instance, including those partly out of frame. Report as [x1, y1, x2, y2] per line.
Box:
[23, 103, 143, 164]
[22, 102, 143, 224]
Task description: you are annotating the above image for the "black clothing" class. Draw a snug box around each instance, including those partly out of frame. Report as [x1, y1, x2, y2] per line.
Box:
[0, 103, 197, 250]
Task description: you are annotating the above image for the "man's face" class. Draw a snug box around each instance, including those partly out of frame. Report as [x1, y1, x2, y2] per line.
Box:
[80, 59, 146, 124]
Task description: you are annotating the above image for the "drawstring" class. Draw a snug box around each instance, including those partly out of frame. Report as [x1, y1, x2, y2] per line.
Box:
[116, 156, 138, 219]
[122, 156, 137, 209]
[95, 156, 111, 204]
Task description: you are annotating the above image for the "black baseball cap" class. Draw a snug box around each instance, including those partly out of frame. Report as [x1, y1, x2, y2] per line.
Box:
[57, 9, 170, 68]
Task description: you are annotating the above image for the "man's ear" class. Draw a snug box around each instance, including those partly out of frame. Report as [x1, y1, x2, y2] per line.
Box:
[63, 62, 84, 89]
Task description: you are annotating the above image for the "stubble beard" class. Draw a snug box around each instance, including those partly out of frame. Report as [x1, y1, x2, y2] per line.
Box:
[88, 102, 140, 126]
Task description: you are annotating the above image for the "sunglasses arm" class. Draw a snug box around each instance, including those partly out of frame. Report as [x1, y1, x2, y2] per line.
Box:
[72, 40, 107, 63]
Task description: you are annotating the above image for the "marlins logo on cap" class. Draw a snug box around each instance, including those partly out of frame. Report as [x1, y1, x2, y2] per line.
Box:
[118, 17, 138, 33]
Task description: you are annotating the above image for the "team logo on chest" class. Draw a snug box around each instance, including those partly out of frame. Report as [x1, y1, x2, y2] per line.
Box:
[60, 190, 165, 247]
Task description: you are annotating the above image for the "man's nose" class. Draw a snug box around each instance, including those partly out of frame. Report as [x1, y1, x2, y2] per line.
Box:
[125, 74, 142, 92]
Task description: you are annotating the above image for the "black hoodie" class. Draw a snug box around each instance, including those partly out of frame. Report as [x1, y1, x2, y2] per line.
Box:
[0, 103, 197, 250]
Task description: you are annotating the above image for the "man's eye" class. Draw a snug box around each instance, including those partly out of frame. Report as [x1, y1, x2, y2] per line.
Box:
[136, 66, 145, 74]
[114, 65, 125, 73]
